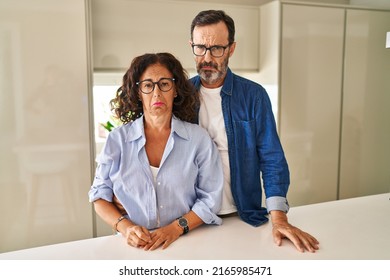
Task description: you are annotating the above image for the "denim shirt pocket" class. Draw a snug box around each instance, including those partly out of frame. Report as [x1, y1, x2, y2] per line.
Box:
[232, 119, 257, 160]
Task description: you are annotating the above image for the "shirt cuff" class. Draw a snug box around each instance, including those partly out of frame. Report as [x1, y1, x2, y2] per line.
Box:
[192, 204, 222, 225]
[265, 196, 289, 213]
[88, 187, 113, 203]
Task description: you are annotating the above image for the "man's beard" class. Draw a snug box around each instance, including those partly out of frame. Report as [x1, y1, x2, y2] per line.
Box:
[197, 57, 229, 85]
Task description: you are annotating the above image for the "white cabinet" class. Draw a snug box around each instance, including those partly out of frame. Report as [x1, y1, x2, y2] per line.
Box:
[91, 0, 260, 71]
[279, 4, 345, 206]
[0, 0, 93, 252]
[271, 2, 390, 206]
[340, 9, 390, 199]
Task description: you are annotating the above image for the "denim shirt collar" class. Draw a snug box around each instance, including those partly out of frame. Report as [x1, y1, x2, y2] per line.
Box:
[221, 68, 233, 96]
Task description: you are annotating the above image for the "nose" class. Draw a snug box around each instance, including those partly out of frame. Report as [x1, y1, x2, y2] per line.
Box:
[152, 84, 162, 97]
[203, 49, 213, 62]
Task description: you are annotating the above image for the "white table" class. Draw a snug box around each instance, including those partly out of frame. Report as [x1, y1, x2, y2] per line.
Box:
[1, 193, 389, 260]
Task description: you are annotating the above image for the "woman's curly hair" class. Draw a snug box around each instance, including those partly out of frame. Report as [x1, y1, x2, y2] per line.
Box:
[110, 52, 199, 124]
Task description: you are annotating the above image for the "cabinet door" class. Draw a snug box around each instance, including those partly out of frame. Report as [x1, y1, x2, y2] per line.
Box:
[339, 9, 390, 198]
[280, 4, 344, 206]
[91, 0, 260, 71]
[0, 0, 93, 252]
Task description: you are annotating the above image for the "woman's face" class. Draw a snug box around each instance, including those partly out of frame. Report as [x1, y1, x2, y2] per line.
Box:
[138, 63, 176, 119]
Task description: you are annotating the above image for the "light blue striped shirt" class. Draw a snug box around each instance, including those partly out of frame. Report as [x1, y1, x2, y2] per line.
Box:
[89, 116, 223, 229]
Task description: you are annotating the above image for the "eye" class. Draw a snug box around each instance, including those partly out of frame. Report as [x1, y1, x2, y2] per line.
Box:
[211, 46, 223, 51]
[142, 82, 153, 89]
[195, 45, 206, 51]
[160, 81, 169, 87]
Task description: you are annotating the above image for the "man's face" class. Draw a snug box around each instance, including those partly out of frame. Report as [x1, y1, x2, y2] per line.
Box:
[190, 21, 236, 88]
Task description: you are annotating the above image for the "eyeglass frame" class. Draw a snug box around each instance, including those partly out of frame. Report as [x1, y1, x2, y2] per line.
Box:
[135, 77, 175, 94]
[191, 43, 232, 58]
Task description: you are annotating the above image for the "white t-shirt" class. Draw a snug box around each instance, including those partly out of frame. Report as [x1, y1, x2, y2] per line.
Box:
[150, 165, 160, 226]
[199, 85, 237, 215]
[150, 165, 159, 183]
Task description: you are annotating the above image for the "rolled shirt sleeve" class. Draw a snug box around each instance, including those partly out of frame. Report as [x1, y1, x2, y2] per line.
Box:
[88, 154, 114, 203]
[265, 196, 290, 213]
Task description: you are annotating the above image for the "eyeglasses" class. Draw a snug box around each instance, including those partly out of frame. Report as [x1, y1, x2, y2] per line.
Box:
[136, 78, 175, 94]
[191, 43, 231, 57]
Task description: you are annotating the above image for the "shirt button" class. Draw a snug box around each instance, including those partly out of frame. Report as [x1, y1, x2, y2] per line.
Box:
[160, 205, 164, 209]
[157, 182, 161, 186]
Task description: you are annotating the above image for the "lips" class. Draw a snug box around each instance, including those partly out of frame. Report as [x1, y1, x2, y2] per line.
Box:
[153, 102, 164, 106]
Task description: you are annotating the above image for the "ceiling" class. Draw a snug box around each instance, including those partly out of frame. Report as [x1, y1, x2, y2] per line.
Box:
[156, 0, 390, 9]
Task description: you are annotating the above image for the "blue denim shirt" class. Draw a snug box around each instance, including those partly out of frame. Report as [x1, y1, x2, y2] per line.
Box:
[191, 68, 290, 227]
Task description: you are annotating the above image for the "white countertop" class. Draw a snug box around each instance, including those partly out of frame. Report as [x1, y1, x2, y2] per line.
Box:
[1, 193, 389, 260]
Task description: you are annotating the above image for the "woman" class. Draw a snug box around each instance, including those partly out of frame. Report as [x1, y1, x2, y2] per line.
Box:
[88, 53, 223, 251]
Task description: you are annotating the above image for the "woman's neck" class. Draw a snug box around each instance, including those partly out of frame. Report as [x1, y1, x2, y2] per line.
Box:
[143, 113, 172, 168]
[143, 113, 172, 132]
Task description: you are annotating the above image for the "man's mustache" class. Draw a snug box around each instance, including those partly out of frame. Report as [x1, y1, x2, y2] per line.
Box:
[200, 62, 218, 69]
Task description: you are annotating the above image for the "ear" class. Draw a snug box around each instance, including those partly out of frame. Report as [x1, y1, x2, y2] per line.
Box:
[228, 42, 236, 58]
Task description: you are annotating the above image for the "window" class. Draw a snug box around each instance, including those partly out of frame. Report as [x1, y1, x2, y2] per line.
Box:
[92, 73, 122, 154]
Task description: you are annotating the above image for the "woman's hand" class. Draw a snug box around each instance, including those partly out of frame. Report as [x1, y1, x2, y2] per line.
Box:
[143, 222, 183, 251]
[122, 225, 152, 249]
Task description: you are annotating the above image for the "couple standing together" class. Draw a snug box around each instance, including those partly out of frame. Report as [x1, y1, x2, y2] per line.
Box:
[89, 10, 319, 253]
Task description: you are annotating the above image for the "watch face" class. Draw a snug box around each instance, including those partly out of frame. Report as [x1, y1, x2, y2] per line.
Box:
[179, 218, 188, 227]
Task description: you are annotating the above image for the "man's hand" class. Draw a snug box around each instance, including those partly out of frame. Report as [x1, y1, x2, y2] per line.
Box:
[270, 210, 319, 253]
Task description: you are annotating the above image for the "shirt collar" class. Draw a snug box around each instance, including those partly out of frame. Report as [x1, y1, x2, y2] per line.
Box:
[125, 117, 143, 143]
[221, 68, 233, 96]
[171, 115, 190, 141]
[125, 115, 190, 142]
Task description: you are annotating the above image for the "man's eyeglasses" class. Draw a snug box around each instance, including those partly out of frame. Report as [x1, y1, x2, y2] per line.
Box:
[191, 43, 231, 58]
[136, 78, 175, 94]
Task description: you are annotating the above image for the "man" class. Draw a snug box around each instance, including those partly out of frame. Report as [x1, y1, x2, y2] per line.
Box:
[189, 10, 319, 253]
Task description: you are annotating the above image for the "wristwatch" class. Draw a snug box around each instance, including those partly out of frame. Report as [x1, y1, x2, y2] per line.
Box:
[177, 216, 189, 235]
